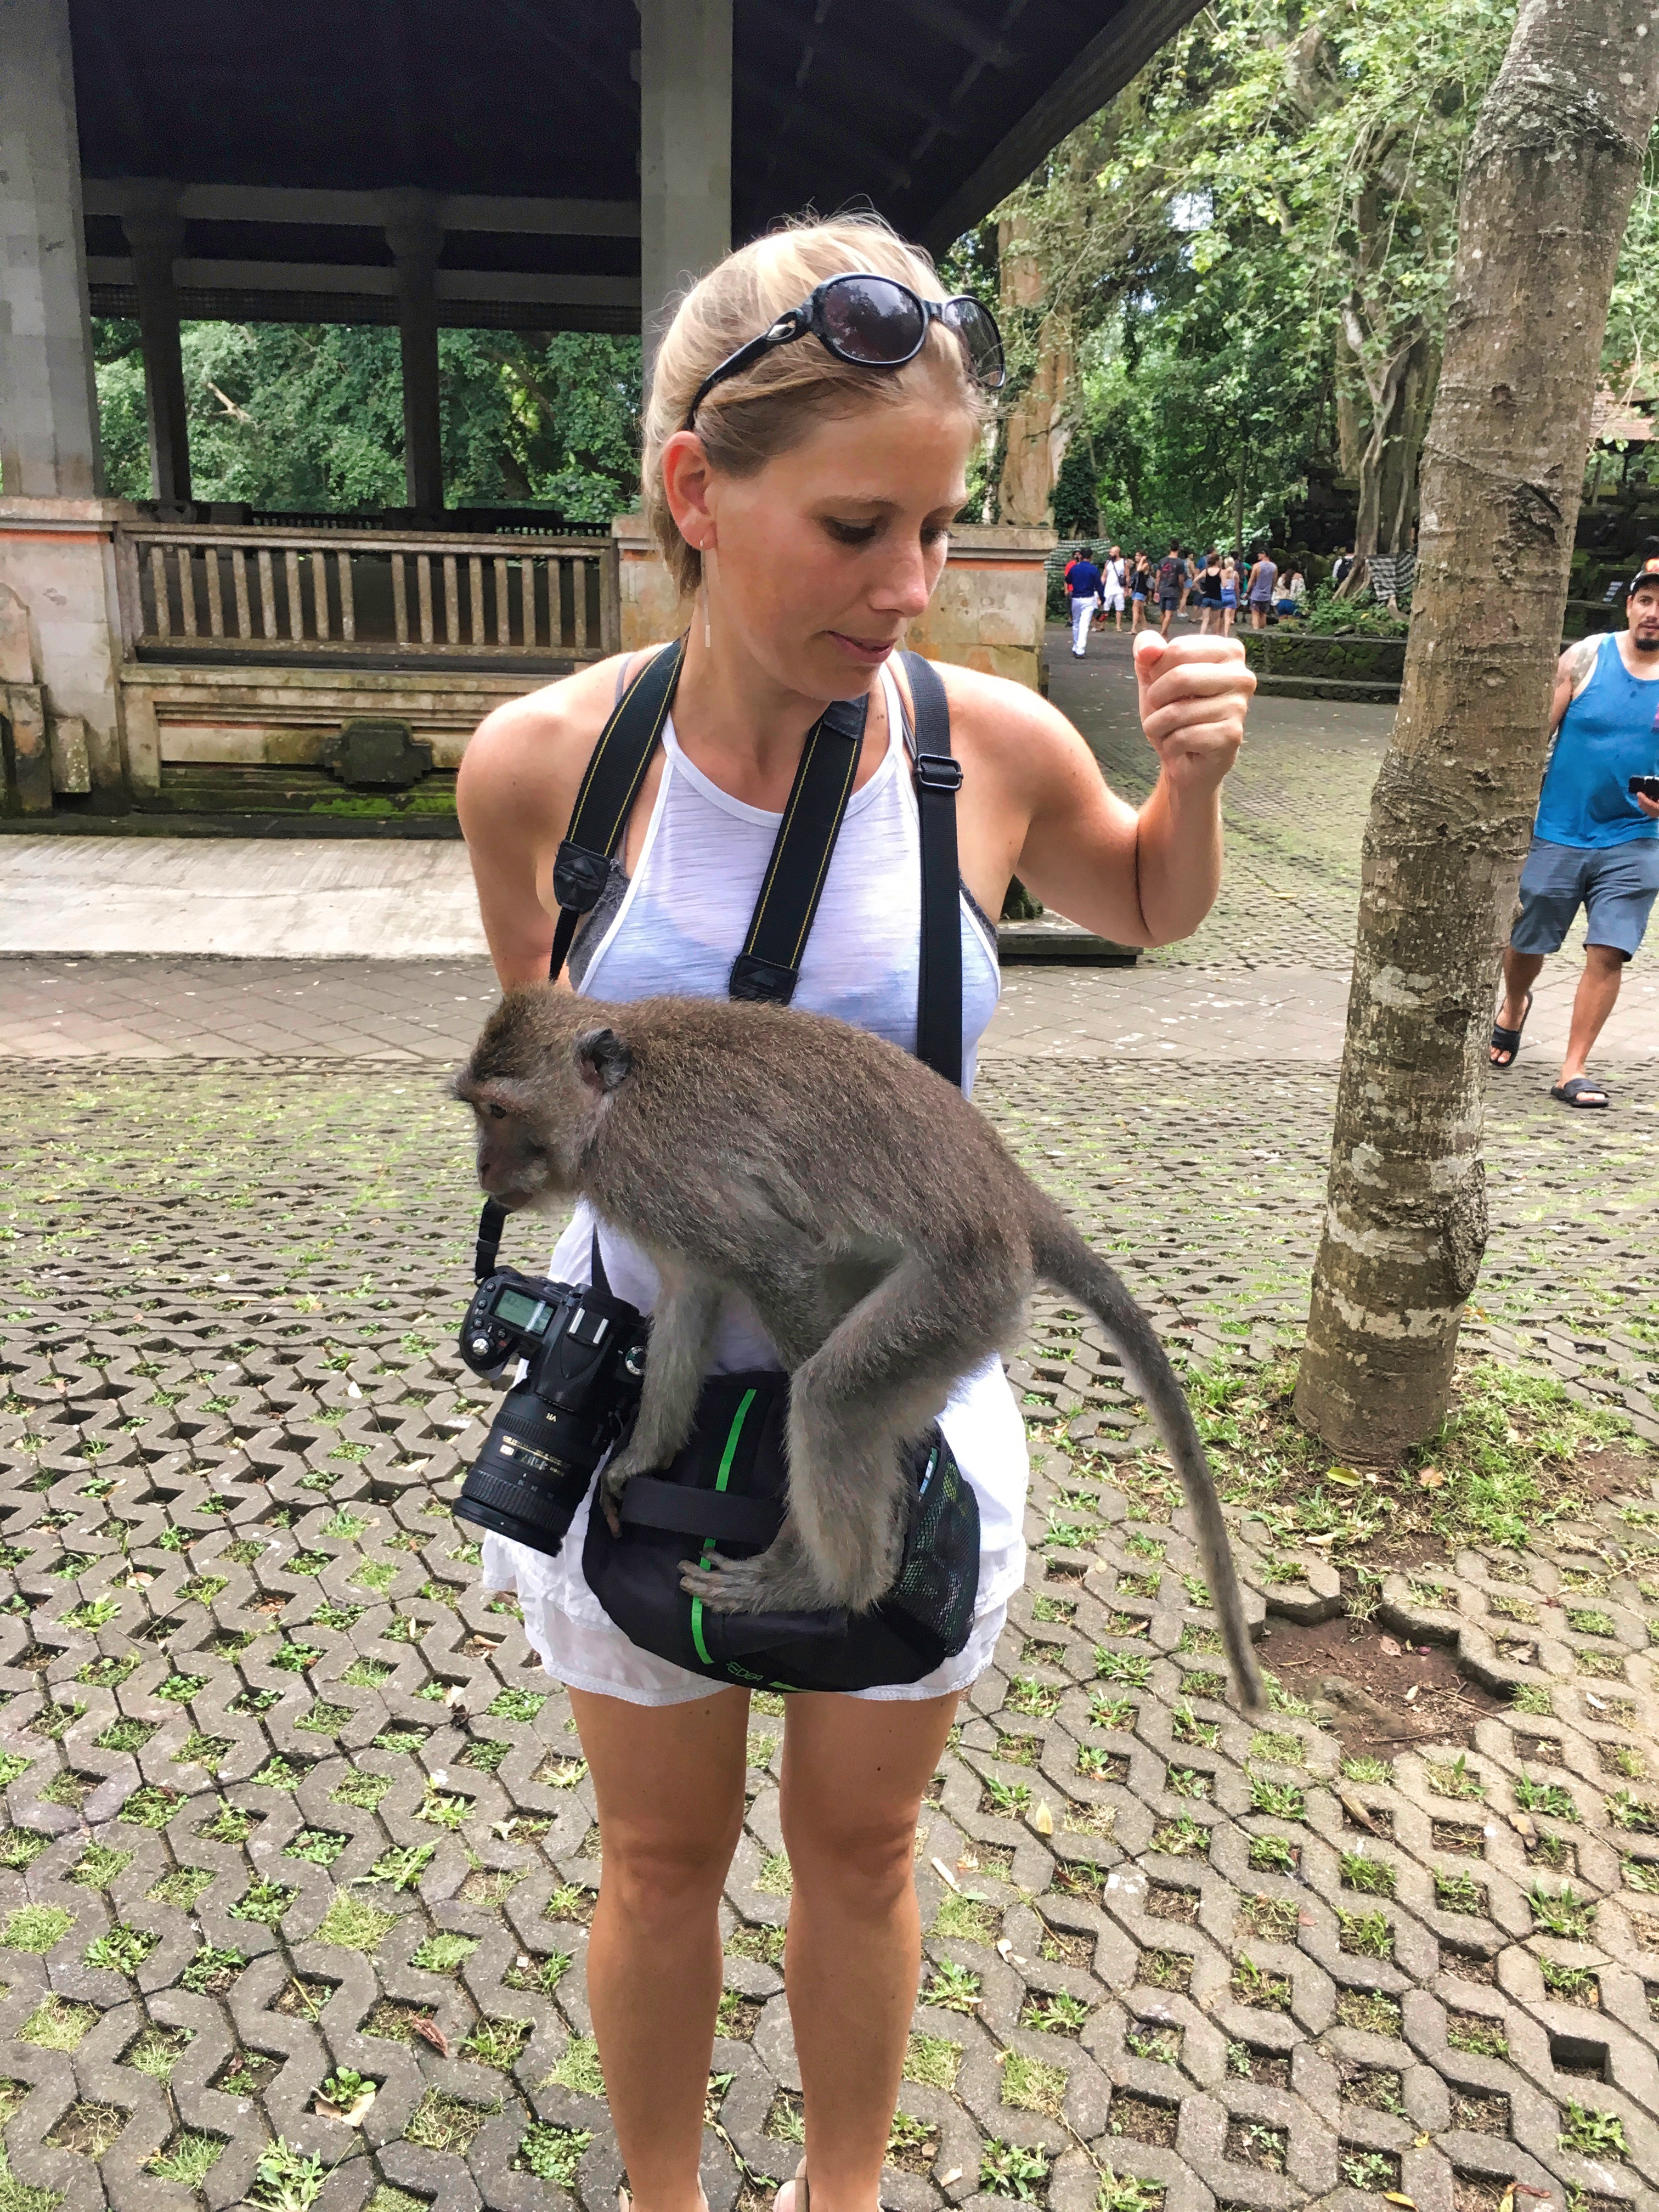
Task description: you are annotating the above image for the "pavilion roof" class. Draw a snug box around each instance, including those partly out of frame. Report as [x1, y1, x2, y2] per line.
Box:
[70, 0, 1200, 330]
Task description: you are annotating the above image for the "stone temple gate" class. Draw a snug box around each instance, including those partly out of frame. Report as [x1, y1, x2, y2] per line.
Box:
[0, 0, 1198, 821]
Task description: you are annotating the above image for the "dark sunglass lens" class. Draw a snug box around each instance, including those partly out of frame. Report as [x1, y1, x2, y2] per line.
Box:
[943, 297, 1005, 387]
[819, 275, 925, 364]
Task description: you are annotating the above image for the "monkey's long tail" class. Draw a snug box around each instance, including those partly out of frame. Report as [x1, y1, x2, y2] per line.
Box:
[1030, 1201, 1265, 1713]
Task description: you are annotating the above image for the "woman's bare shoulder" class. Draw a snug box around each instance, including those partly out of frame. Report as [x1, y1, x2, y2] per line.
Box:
[459, 645, 669, 830]
[900, 655, 1091, 783]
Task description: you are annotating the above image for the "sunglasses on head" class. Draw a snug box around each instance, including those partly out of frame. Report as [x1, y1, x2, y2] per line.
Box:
[682, 271, 1006, 431]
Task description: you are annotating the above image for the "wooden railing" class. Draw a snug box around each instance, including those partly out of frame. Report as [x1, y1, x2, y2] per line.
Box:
[115, 523, 621, 665]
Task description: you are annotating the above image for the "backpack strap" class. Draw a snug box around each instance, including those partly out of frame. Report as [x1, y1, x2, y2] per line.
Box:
[900, 651, 964, 1089]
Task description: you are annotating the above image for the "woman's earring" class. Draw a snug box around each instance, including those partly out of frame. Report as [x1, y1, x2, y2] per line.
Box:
[702, 546, 715, 650]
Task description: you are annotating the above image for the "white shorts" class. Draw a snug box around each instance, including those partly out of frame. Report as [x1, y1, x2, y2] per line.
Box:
[483, 1214, 1031, 1709]
[1101, 587, 1125, 612]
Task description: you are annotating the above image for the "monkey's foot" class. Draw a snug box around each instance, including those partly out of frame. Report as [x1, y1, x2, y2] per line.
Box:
[678, 1550, 827, 1615]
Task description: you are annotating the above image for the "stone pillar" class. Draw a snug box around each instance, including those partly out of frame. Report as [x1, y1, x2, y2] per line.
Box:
[0, 499, 140, 807]
[385, 193, 444, 514]
[0, 0, 102, 497]
[637, 0, 732, 381]
[121, 196, 193, 507]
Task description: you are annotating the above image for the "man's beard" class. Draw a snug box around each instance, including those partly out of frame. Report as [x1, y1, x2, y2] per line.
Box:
[1634, 631, 1659, 654]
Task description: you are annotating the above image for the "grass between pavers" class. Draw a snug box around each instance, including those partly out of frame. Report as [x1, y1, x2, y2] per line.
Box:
[1037, 1353, 1649, 1566]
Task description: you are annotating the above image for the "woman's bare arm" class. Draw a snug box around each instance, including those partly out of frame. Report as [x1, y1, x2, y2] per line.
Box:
[943, 634, 1252, 947]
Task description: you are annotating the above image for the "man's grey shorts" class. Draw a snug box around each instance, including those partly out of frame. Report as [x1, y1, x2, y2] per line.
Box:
[1511, 835, 1659, 960]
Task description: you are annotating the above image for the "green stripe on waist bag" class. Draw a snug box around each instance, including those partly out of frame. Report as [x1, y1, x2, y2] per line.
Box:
[690, 1388, 759, 1669]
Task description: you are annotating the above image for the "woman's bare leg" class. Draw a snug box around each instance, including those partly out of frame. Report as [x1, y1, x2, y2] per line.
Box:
[571, 1684, 751, 2212]
[775, 1690, 959, 2212]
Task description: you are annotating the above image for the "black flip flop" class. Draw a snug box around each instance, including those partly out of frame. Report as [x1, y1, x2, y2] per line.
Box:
[1489, 988, 1533, 1069]
[1550, 1075, 1610, 1109]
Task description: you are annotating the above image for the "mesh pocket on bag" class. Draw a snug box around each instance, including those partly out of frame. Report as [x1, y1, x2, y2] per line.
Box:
[881, 1434, 980, 1660]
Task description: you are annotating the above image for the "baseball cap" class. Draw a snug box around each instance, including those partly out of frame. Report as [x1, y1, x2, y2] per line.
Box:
[1627, 557, 1659, 596]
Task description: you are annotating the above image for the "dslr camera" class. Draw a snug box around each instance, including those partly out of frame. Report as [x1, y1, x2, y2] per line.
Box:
[454, 1266, 648, 1558]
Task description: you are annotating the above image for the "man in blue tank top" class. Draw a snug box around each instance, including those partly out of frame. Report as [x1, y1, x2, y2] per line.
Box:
[1490, 560, 1659, 1105]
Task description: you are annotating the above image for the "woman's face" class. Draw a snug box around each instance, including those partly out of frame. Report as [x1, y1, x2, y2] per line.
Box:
[668, 376, 977, 701]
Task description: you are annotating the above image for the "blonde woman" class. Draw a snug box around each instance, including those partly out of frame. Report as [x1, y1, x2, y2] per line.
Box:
[458, 216, 1254, 2212]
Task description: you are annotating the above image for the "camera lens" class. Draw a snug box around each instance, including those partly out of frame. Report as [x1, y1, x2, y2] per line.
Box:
[456, 1385, 615, 1556]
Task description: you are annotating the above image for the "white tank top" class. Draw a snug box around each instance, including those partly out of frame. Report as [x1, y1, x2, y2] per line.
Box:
[535, 658, 1029, 1616]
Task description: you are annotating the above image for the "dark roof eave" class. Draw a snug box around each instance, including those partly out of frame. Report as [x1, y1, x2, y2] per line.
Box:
[915, 0, 1206, 253]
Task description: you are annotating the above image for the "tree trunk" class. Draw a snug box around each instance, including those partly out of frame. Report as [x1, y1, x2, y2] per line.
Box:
[1377, 332, 1440, 557]
[1334, 318, 1365, 487]
[997, 313, 1073, 524]
[995, 212, 1074, 527]
[1295, 0, 1659, 1460]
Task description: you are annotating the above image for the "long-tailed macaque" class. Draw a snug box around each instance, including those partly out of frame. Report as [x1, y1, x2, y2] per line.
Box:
[455, 988, 1263, 1709]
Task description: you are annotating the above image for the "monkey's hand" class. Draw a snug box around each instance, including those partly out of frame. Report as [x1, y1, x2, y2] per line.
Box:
[599, 1438, 654, 1535]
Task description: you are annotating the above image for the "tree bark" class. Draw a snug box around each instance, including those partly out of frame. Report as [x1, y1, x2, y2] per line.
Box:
[1295, 0, 1659, 1459]
[995, 211, 1074, 527]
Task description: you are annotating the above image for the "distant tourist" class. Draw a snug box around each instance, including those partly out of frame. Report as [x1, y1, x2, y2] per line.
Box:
[1101, 545, 1128, 633]
[1246, 545, 1278, 631]
[1131, 550, 1152, 630]
[1156, 540, 1185, 637]
[1196, 550, 1226, 635]
[1178, 546, 1197, 620]
[1368, 549, 1415, 614]
[1065, 546, 1103, 658]
[1490, 558, 1659, 1108]
[1220, 555, 1239, 636]
[1331, 545, 1355, 590]
[1274, 565, 1306, 619]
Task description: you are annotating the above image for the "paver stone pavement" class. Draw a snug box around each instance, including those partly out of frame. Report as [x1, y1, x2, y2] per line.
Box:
[0, 631, 1657, 2212]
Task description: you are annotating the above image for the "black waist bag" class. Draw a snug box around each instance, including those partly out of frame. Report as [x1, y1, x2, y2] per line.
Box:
[582, 1372, 981, 1693]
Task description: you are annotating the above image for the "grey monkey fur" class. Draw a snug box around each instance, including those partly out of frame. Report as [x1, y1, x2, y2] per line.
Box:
[454, 985, 1265, 1711]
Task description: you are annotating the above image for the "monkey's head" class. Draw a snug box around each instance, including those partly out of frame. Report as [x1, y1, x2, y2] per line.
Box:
[452, 989, 632, 1210]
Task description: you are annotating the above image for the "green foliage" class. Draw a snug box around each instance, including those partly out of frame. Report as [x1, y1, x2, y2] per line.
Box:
[148, 2134, 223, 2188]
[1527, 1882, 1596, 1938]
[2, 1906, 70, 1955]
[179, 1944, 246, 1993]
[519, 2125, 591, 2190]
[1097, 2174, 1163, 2212]
[365, 1843, 436, 1892]
[230, 1878, 296, 1928]
[315, 1892, 397, 1952]
[1339, 1849, 1396, 1895]
[1558, 2102, 1627, 2159]
[96, 322, 641, 526]
[548, 2037, 605, 2097]
[980, 2139, 1050, 2201]
[18, 1997, 95, 2052]
[252, 2140, 325, 2212]
[413, 1932, 478, 1973]
[70, 1843, 132, 1890]
[86, 1923, 158, 1976]
[923, 1961, 983, 2012]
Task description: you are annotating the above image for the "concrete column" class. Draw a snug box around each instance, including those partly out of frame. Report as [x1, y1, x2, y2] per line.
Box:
[638, 0, 732, 382]
[121, 198, 193, 507]
[0, 0, 102, 496]
[385, 193, 444, 514]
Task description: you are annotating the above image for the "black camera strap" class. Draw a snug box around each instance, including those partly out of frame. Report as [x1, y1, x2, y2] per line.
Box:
[474, 638, 964, 1280]
[900, 650, 964, 1090]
